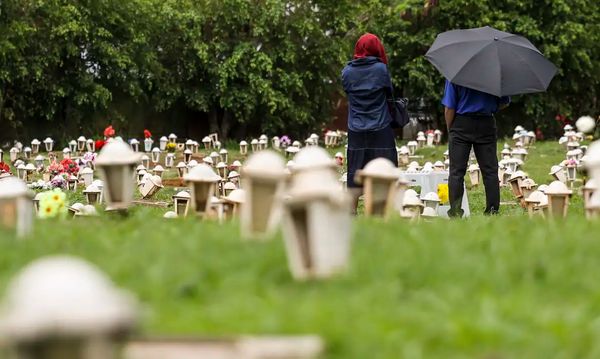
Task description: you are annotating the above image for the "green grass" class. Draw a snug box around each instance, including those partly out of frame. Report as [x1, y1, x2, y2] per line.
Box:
[1, 140, 598, 359]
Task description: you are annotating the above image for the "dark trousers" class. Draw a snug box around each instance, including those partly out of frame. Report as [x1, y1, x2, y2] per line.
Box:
[448, 114, 500, 216]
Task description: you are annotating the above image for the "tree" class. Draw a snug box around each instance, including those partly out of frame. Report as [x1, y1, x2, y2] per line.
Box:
[358, 0, 600, 136]
[2, 0, 598, 142]
[0, 0, 156, 142]
[147, 0, 357, 139]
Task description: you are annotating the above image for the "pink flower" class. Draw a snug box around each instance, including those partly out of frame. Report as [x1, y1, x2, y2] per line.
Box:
[47, 160, 64, 176]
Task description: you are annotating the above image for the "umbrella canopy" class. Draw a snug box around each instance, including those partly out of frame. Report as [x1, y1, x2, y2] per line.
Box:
[425, 26, 557, 97]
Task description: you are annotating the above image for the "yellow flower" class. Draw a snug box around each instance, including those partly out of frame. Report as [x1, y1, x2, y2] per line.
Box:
[166, 142, 177, 152]
[39, 201, 59, 219]
[437, 184, 449, 205]
[37, 189, 67, 219]
[50, 188, 66, 203]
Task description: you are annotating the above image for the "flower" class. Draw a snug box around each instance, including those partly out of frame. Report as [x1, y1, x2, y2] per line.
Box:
[38, 189, 67, 219]
[50, 174, 67, 189]
[437, 184, 449, 205]
[0, 162, 11, 174]
[95, 139, 106, 151]
[28, 180, 51, 190]
[166, 142, 177, 152]
[144, 129, 152, 139]
[280, 136, 291, 146]
[535, 127, 545, 141]
[60, 158, 80, 176]
[47, 160, 64, 176]
[555, 114, 571, 126]
[104, 125, 115, 138]
[79, 152, 97, 167]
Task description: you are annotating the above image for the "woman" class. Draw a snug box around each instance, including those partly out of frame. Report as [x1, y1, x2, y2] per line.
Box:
[342, 33, 398, 211]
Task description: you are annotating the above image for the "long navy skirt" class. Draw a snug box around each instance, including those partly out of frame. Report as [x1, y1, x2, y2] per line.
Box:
[347, 125, 398, 188]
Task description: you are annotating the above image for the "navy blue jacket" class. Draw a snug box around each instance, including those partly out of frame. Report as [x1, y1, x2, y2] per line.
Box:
[342, 57, 393, 132]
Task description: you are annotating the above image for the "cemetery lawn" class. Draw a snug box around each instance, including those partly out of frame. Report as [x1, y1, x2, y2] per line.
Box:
[2, 140, 600, 358]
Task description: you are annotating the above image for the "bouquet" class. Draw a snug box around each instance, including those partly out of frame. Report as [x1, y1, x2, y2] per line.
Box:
[47, 160, 64, 177]
[50, 174, 68, 189]
[28, 180, 52, 191]
[60, 158, 80, 176]
[144, 129, 152, 139]
[37, 188, 67, 219]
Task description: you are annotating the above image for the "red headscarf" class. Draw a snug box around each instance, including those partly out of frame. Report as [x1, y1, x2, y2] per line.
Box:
[353, 33, 388, 65]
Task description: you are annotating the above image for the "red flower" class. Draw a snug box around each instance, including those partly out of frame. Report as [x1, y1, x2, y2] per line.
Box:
[535, 127, 545, 141]
[555, 114, 571, 125]
[144, 129, 152, 139]
[95, 139, 106, 151]
[60, 159, 80, 176]
[104, 125, 115, 138]
[0, 162, 10, 174]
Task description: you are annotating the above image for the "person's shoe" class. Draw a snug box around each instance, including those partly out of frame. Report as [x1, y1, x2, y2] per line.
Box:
[447, 208, 465, 218]
[484, 206, 499, 215]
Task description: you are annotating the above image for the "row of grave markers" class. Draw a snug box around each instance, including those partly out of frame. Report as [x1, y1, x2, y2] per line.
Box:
[505, 117, 600, 219]
[0, 129, 448, 281]
[2, 119, 600, 278]
[3, 120, 600, 359]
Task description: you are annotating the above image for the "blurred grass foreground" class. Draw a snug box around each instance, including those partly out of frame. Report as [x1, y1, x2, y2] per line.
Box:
[2, 141, 600, 358]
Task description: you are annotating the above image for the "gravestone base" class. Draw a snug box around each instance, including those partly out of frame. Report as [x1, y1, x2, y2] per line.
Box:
[124, 336, 323, 359]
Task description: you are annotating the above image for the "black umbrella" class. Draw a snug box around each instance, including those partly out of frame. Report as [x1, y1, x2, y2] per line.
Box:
[425, 26, 557, 97]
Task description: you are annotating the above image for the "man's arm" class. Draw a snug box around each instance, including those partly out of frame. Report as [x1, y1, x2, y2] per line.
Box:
[441, 80, 457, 129]
[445, 107, 456, 130]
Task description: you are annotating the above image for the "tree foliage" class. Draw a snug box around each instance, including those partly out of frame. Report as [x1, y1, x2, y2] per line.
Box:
[360, 0, 600, 135]
[0, 0, 156, 140]
[0, 0, 598, 141]
[0, 0, 355, 141]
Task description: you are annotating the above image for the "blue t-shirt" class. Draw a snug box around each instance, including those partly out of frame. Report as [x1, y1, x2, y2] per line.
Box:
[342, 57, 393, 132]
[441, 80, 510, 115]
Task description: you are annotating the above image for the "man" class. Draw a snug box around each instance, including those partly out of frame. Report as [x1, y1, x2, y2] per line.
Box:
[442, 80, 510, 217]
